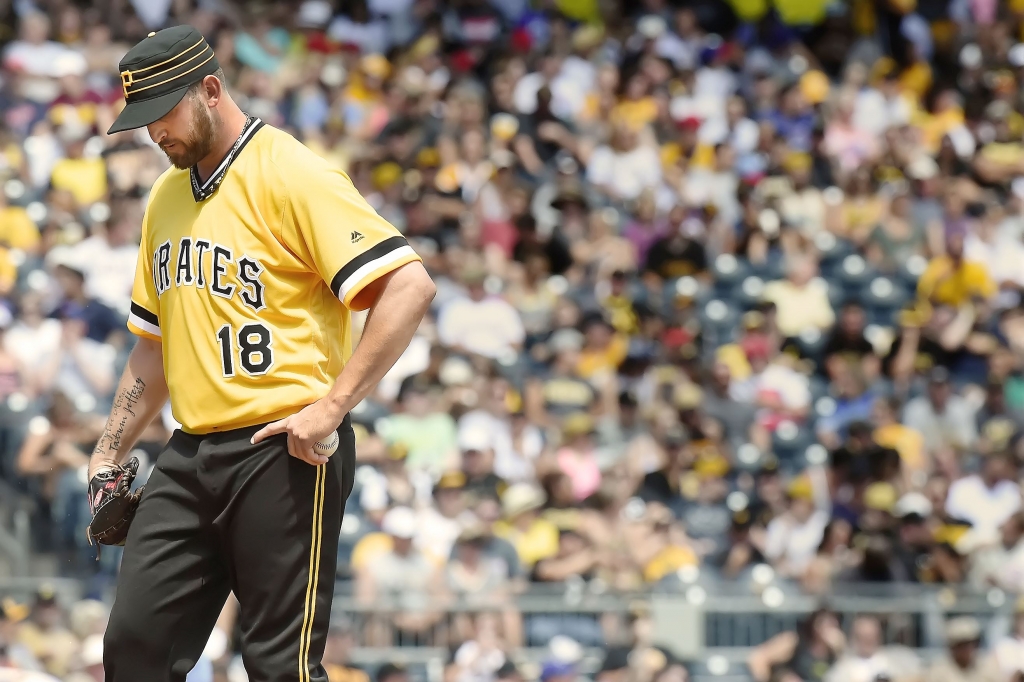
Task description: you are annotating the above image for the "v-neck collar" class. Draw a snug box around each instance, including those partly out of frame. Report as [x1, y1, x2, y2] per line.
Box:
[189, 115, 264, 202]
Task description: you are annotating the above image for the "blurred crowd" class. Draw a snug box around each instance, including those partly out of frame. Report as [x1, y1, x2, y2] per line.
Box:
[6, 0, 1024, 678]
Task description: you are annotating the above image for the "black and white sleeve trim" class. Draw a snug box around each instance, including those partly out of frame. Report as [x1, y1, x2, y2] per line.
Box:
[128, 302, 160, 337]
[329, 236, 416, 301]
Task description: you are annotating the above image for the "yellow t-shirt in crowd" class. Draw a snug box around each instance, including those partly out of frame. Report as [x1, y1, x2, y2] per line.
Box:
[762, 279, 835, 337]
[874, 424, 926, 471]
[493, 517, 560, 569]
[643, 545, 698, 583]
[577, 334, 629, 379]
[0, 206, 40, 250]
[916, 256, 997, 308]
[50, 157, 107, 206]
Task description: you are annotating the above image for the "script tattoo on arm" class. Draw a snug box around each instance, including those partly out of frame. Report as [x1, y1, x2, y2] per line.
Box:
[95, 377, 146, 455]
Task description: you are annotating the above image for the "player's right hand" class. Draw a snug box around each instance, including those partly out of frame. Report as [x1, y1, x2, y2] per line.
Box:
[250, 399, 342, 466]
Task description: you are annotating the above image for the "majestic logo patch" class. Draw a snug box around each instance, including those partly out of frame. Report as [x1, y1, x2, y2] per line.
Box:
[351, 231, 364, 243]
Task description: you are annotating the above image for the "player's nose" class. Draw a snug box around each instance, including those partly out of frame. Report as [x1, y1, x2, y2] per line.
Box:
[147, 123, 166, 145]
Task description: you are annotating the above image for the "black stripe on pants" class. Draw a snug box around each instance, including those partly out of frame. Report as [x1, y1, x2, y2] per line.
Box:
[103, 416, 355, 682]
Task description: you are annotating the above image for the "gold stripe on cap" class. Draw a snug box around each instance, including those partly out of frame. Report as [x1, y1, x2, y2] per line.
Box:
[128, 38, 206, 75]
[126, 53, 216, 97]
[128, 43, 214, 85]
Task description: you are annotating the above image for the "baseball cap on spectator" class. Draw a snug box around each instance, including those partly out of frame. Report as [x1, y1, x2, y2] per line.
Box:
[1, 597, 29, 623]
[435, 470, 467, 492]
[501, 483, 546, 518]
[34, 583, 58, 608]
[863, 482, 897, 514]
[799, 70, 829, 105]
[637, 16, 667, 40]
[562, 412, 596, 440]
[906, 156, 939, 181]
[945, 617, 982, 645]
[387, 441, 409, 461]
[381, 506, 417, 539]
[108, 26, 221, 134]
[490, 113, 519, 142]
[928, 366, 951, 385]
[894, 492, 933, 521]
[459, 425, 492, 453]
[673, 383, 703, 412]
[549, 328, 584, 354]
[360, 55, 391, 81]
[787, 475, 814, 501]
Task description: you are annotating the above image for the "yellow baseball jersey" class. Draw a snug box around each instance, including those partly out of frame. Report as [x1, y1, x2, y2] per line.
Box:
[126, 118, 421, 433]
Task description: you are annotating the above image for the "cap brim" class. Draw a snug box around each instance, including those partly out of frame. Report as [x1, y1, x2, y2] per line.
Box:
[107, 85, 190, 135]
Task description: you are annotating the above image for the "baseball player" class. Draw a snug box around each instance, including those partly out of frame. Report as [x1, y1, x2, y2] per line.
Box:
[86, 26, 434, 682]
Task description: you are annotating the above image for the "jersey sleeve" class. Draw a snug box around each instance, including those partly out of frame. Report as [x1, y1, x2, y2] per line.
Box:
[126, 211, 161, 341]
[284, 165, 421, 311]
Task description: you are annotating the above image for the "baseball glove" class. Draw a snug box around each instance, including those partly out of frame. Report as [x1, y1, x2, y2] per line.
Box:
[87, 457, 144, 547]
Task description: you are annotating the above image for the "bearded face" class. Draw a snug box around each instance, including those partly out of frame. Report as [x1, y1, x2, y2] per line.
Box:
[155, 89, 219, 170]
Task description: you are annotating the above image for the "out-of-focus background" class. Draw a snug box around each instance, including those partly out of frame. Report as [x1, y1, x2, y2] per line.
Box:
[3, 0, 1024, 680]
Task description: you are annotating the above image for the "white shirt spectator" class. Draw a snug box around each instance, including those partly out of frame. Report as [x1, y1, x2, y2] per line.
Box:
[903, 394, 978, 452]
[5, 317, 60, 376]
[458, 409, 543, 482]
[946, 475, 1021, 535]
[965, 231, 1024, 307]
[765, 509, 829, 575]
[377, 334, 432, 403]
[992, 635, 1024, 678]
[70, 235, 139, 314]
[730, 363, 811, 412]
[853, 87, 911, 136]
[551, 58, 596, 121]
[417, 505, 473, 562]
[2, 39, 71, 78]
[655, 32, 699, 70]
[586, 143, 662, 201]
[437, 294, 525, 359]
[693, 66, 738, 100]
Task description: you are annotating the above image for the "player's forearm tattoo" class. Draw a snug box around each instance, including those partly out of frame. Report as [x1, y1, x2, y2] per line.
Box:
[96, 378, 146, 455]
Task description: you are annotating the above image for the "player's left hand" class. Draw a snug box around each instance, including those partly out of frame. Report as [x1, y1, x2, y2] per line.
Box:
[250, 400, 342, 466]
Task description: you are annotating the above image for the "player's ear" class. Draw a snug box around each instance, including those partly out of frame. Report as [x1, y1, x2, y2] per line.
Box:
[202, 74, 223, 107]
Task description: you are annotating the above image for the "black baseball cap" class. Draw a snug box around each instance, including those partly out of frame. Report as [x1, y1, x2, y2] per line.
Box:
[108, 26, 220, 134]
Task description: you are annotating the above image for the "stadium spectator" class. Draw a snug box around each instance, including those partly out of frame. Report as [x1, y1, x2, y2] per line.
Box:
[747, 609, 846, 682]
[927, 617, 998, 682]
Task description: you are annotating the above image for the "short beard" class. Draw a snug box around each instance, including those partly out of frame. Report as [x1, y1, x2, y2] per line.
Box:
[161, 95, 218, 170]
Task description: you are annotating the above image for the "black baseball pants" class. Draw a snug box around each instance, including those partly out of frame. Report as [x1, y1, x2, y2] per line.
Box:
[103, 415, 355, 682]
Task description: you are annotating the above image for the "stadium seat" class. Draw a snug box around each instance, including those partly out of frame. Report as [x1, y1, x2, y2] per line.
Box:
[837, 254, 875, 293]
[791, 327, 828, 365]
[712, 254, 750, 296]
[815, 232, 854, 278]
[897, 254, 929, 291]
[699, 299, 740, 347]
[733, 276, 766, 310]
[860, 277, 911, 327]
[771, 420, 815, 464]
[825, 278, 848, 310]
